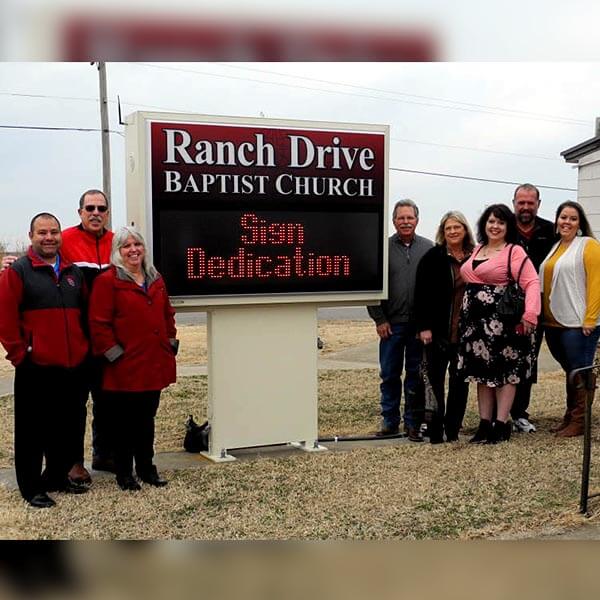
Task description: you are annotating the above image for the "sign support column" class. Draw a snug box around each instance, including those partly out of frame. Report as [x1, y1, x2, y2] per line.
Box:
[202, 303, 326, 462]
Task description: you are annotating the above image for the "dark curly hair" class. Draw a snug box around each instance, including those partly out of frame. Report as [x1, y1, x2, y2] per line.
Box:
[476, 203, 518, 244]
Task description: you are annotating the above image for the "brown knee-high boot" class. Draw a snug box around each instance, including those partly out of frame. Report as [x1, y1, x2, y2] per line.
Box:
[551, 381, 575, 433]
[556, 373, 596, 438]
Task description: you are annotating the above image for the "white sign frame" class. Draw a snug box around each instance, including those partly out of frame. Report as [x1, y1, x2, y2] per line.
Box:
[125, 111, 389, 309]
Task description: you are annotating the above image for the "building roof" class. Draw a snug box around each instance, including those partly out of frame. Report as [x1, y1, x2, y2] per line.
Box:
[562, 134, 600, 163]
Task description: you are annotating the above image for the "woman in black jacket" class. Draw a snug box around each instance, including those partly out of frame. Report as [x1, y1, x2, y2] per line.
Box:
[415, 211, 475, 442]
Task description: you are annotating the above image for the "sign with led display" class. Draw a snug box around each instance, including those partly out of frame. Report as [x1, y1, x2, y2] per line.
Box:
[127, 113, 388, 303]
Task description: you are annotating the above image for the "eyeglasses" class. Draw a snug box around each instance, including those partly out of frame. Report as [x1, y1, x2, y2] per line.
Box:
[83, 205, 108, 213]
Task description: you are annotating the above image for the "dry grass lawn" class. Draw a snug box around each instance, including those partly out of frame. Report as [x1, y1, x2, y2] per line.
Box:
[1, 322, 599, 539]
[0, 357, 14, 377]
[1, 366, 600, 539]
[317, 321, 375, 354]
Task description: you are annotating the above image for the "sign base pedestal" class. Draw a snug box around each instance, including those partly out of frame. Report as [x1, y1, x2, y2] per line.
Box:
[201, 304, 325, 463]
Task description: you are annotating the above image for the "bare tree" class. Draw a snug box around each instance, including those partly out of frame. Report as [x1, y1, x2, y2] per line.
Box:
[13, 240, 28, 256]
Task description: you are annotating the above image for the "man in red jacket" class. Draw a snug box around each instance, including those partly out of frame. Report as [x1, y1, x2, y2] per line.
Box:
[60, 190, 115, 482]
[0, 213, 90, 507]
[2, 189, 115, 484]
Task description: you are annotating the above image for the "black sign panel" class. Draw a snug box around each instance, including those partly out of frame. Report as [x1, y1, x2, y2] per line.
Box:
[149, 120, 386, 297]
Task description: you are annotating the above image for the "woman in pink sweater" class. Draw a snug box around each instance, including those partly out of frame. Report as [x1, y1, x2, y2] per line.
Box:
[457, 204, 540, 443]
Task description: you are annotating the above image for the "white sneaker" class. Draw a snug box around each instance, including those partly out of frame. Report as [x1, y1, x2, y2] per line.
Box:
[513, 417, 536, 433]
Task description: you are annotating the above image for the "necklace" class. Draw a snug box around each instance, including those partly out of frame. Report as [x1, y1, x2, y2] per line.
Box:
[447, 247, 465, 261]
[480, 243, 505, 258]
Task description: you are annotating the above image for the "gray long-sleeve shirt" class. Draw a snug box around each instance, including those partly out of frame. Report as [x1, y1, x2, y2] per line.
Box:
[367, 233, 433, 325]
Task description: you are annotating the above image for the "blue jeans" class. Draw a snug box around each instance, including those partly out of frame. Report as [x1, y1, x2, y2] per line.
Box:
[544, 326, 600, 374]
[379, 322, 423, 429]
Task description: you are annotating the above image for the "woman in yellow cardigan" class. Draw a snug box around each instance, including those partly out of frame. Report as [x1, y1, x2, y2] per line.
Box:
[539, 201, 600, 437]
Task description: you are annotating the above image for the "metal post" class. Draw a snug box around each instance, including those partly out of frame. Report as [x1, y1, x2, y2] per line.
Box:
[97, 61, 112, 229]
[579, 384, 592, 514]
[574, 366, 599, 514]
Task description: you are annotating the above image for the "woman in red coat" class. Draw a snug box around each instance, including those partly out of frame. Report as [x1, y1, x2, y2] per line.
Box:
[89, 227, 177, 491]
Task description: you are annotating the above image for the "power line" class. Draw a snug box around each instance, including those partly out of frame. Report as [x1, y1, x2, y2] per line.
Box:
[0, 90, 576, 161]
[2, 67, 590, 127]
[391, 137, 558, 161]
[129, 62, 591, 127]
[0, 124, 574, 191]
[0, 95, 564, 161]
[390, 167, 576, 191]
[216, 63, 590, 126]
[0, 124, 123, 135]
[0, 91, 99, 103]
[0, 90, 176, 114]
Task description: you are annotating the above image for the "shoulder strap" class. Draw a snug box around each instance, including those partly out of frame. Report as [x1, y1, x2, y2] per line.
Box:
[508, 244, 530, 285]
[515, 254, 529, 284]
[506, 244, 515, 283]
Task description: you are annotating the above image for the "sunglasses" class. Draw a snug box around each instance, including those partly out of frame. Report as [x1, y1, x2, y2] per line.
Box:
[83, 205, 108, 213]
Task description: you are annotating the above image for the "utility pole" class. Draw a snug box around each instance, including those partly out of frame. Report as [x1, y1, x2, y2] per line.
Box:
[96, 61, 112, 228]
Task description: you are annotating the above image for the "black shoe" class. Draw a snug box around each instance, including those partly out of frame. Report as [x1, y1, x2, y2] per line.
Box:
[117, 475, 142, 491]
[469, 419, 492, 444]
[427, 422, 444, 444]
[445, 428, 459, 442]
[407, 426, 424, 442]
[486, 420, 512, 444]
[27, 493, 56, 509]
[92, 456, 117, 473]
[43, 478, 89, 494]
[62, 479, 89, 494]
[137, 466, 168, 487]
[374, 425, 400, 437]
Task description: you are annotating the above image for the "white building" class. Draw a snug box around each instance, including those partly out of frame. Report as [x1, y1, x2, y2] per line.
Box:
[561, 118, 600, 237]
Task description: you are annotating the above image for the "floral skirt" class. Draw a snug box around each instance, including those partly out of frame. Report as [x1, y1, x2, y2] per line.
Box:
[457, 283, 536, 387]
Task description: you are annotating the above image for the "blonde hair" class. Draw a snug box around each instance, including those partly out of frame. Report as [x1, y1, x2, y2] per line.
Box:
[435, 211, 475, 250]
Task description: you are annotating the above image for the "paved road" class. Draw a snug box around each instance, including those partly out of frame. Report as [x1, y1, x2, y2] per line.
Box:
[176, 306, 370, 325]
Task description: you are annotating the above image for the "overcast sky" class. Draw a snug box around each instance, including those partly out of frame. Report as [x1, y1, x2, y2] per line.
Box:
[0, 61, 598, 248]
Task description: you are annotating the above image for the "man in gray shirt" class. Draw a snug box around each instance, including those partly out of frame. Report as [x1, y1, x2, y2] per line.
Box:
[368, 199, 433, 440]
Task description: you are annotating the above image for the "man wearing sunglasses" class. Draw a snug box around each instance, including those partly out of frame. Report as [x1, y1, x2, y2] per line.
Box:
[60, 189, 114, 484]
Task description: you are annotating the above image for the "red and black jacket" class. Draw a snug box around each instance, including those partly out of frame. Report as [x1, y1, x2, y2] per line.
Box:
[61, 224, 114, 289]
[0, 248, 89, 368]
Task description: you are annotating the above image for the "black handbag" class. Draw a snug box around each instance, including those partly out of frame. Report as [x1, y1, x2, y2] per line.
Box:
[183, 415, 210, 452]
[496, 244, 528, 324]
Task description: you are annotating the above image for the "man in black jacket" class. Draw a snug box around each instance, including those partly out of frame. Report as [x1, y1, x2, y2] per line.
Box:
[0, 214, 90, 507]
[511, 183, 557, 432]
